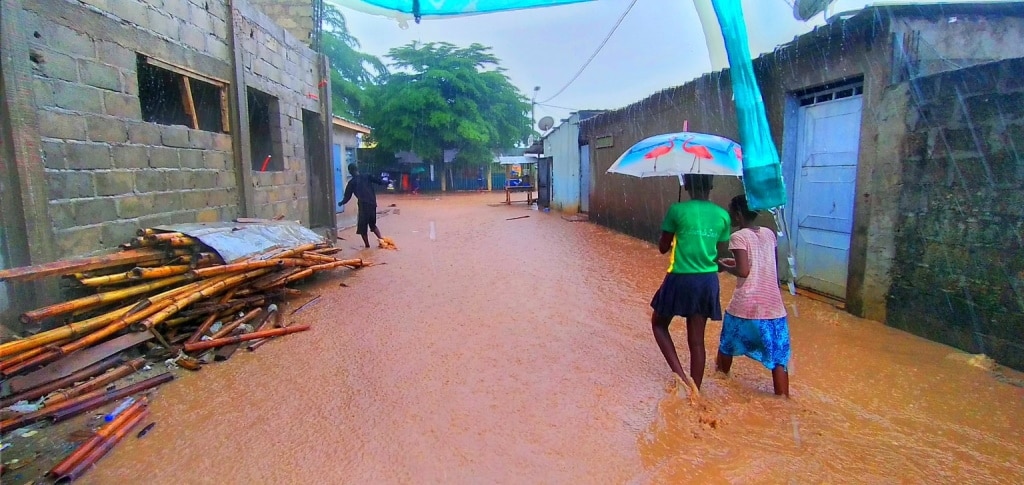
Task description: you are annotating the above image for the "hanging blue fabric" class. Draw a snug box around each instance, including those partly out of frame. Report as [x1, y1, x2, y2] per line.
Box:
[710, 0, 787, 211]
[354, 0, 595, 18]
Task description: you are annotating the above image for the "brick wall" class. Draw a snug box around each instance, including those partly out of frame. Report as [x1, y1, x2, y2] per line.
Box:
[247, 0, 314, 45]
[237, 2, 322, 223]
[888, 58, 1024, 370]
[20, 0, 238, 256]
[12, 0, 325, 259]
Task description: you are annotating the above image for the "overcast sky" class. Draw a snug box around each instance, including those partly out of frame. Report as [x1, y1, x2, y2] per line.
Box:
[330, 0, 984, 126]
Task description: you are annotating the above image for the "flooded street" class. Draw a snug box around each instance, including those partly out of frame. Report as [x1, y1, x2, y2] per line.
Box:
[84, 193, 1024, 484]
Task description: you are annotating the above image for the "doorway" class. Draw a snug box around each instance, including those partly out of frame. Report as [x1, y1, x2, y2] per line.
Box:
[790, 83, 864, 298]
[579, 144, 591, 213]
[303, 110, 331, 229]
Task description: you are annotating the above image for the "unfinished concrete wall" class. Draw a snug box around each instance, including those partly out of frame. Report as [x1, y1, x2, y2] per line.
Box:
[892, 14, 1024, 81]
[579, 73, 745, 246]
[19, 0, 238, 257]
[248, 0, 314, 45]
[236, 1, 322, 223]
[578, 17, 884, 252]
[888, 57, 1024, 370]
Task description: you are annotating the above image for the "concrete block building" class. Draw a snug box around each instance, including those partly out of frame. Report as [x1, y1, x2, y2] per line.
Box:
[0, 0, 336, 322]
[568, 2, 1024, 368]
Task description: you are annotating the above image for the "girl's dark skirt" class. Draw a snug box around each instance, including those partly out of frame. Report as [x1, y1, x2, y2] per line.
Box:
[650, 272, 722, 321]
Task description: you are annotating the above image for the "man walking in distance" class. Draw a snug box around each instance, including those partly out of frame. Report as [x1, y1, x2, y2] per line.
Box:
[339, 163, 386, 248]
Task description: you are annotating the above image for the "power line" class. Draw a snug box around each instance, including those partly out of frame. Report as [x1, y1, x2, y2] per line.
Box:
[538, 0, 639, 104]
[536, 102, 580, 111]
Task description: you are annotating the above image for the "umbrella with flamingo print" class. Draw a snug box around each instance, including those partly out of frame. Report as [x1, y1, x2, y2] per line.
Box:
[605, 130, 743, 201]
[606, 131, 743, 178]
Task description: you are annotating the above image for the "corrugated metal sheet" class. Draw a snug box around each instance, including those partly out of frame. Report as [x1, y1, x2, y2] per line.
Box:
[155, 222, 327, 263]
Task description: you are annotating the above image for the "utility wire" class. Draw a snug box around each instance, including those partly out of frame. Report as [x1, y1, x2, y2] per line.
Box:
[538, 0, 639, 104]
[536, 102, 580, 111]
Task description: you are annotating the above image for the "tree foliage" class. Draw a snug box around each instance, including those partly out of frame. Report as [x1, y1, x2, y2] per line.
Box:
[363, 42, 532, 165]
[321, 4, 387, 118]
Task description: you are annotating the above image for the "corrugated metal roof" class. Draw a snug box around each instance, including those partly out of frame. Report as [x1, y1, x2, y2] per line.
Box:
[332, 116, 372, 133]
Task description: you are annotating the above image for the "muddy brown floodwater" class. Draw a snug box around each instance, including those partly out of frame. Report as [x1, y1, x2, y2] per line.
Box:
[84, 193, 1024, 484]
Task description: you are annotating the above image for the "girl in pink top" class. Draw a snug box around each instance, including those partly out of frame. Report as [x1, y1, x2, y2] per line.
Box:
[716, 195, 791, 396]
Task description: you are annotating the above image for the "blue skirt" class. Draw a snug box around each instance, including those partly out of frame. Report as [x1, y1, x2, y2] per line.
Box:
[650, 272, 722, 321]
[719, 313, 791, 371]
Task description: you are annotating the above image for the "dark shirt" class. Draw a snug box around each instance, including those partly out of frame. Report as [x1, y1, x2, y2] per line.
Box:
[340, 174, 385, 207]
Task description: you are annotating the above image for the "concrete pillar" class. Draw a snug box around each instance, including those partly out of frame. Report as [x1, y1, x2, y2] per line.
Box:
[1, 0, 60, 318]
[227, 0, 256, 217]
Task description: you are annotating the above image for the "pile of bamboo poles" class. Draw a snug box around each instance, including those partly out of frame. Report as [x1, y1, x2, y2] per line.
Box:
[0, 228, 367, 479]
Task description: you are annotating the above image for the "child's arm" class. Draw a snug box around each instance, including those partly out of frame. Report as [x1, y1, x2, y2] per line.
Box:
[719, 249, 751, 278]
[658, 231, 674, 255]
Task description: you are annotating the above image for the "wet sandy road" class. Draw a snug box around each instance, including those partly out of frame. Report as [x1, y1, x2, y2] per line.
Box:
[86, 194, 1024, 484]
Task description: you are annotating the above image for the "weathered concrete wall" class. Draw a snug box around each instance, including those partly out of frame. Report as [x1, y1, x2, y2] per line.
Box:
[248, 0, 314, 45]
[543, 113, 582, 213]
[888, 57, 1024, 370]
[893, 14, 1024, 80]
[579, 17, 885, 254]
[237, 1, 322, 223]
[578, 10, 1024, 320]
[20, 0, 238, 256]
[580, 72, 745, 246]
[0, 211, 9, 318]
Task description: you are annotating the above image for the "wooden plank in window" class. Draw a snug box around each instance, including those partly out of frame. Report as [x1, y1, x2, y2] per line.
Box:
[143, 56, 227, 87]
[179, 76, 199, 130]
[220, 87, 230, 133]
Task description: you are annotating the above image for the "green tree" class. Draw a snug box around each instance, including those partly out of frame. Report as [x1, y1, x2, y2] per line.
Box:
[321, 5, 387, 118]
[362, 42, 532, 167]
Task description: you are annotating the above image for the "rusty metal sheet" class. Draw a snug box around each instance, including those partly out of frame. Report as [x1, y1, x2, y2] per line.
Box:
[7, 331, 153, 392]
[154, 221, 328, 263]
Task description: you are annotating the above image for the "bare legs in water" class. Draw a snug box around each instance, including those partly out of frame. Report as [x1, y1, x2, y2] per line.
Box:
[652, 313, 708, 391]
[716, 352, 789, 397]
[361, 225, 383, 248]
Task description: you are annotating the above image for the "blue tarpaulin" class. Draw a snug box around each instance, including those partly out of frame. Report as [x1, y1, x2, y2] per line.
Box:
[347, 0, 594, 21]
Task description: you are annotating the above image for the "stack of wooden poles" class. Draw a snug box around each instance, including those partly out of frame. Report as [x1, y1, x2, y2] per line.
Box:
[0, 229, 367, 478]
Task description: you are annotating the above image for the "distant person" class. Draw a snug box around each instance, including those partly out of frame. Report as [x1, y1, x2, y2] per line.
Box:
[339, 163, 386, 248]
[716, 194, 790, 397]
[477, 167, 486, 191]
[650, 174, 731, 393]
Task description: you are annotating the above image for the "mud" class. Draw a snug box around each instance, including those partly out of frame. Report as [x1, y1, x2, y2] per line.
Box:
[75, 193, 1023, 484]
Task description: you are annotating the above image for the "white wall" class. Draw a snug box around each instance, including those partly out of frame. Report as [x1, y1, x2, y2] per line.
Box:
[543, 113, 582, 213]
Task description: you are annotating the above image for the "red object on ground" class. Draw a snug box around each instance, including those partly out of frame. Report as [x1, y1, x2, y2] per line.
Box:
[260, 156, 272, 172]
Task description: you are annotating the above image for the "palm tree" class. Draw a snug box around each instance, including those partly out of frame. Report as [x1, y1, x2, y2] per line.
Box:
[321, 4, 388, 118]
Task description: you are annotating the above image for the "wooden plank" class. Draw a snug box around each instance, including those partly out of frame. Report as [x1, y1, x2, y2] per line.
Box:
[0, 248, 166, 282]
[179, 76, 199, 130]
[220, 86, 231, 133]
[213, 342, 242, 361]
[144, 56, 227, 86]
[7, 331, 154, 392]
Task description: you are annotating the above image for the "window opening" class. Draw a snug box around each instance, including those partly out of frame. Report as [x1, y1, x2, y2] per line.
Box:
[248, 87, 283, 172]
[137, 55, 229, 133]
[795, 76, 864, 107]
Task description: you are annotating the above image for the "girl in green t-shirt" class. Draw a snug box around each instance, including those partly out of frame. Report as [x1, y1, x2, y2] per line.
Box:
[649, 174, 731, 394]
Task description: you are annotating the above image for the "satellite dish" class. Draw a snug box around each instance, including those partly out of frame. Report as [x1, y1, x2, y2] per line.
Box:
[538, 116, 554, 132]
[793, 0, 838, 21]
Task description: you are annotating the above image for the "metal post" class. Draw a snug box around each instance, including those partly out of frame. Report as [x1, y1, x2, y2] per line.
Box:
[531, 86, 540, 137]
